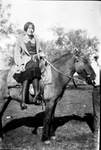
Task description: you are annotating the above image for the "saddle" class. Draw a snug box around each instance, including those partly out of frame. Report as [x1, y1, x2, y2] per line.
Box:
[7, 60, 52, 95]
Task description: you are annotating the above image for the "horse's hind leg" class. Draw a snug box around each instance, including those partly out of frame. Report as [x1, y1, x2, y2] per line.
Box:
[0, 97, 11, 141]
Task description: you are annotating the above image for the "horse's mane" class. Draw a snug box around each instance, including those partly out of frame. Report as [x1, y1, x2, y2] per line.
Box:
[52, 51, 73, 64]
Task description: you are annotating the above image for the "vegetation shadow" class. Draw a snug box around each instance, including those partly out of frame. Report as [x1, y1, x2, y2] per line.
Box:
[3, 111, 94, 134]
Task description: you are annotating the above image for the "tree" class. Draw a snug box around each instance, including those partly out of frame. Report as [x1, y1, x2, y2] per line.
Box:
[0, 0, 22, 68]
[65, 29, 99, 57]
[43, 26, 99, 61]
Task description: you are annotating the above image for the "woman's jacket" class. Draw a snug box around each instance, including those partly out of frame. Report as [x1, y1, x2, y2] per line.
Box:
[14, 34, 45, 70]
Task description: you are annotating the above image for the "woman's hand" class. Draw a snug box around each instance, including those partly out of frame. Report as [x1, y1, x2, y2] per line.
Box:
[39, 51, 46, 59]
[20, 64, 25, 72]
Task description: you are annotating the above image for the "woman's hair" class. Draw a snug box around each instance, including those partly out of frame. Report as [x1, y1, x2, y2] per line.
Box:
[24, 22, 35, 32]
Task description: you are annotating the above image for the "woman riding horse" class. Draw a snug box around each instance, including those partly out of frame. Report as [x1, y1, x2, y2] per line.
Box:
[13, 22, 45, 110]
[0, 50, 96, 144]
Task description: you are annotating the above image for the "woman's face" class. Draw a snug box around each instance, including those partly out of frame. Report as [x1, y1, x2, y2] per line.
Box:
[26, 24, 34, 35]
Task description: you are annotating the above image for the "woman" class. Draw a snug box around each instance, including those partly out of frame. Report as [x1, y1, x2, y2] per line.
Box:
[13, 22, 45, 110]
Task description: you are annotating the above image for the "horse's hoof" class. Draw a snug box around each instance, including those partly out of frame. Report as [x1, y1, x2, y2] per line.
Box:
[51, 136, 56, 140]
[44, 140, 51, 145]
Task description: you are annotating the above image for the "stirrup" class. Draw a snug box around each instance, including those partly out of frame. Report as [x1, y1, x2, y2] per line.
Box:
[33, 93, 43, 105]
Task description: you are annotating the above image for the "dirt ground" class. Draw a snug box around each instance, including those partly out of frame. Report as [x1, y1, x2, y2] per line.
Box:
[0, 84, 98, 150]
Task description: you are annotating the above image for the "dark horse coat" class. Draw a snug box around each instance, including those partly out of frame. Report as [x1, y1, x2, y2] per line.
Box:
[0, 52, 95, 143]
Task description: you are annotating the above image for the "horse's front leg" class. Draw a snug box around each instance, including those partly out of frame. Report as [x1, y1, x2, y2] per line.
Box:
[42, 100, 55, 143]
[49, 102, 57, 139]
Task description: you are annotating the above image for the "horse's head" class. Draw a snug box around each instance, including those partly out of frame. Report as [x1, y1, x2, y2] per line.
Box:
[75, 55, 96, 85]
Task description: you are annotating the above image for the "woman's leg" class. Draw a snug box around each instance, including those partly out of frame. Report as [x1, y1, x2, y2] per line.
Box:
[32, 78, 40, 96]
[32, 78, 42, 103]
[21, 80, 29, 110]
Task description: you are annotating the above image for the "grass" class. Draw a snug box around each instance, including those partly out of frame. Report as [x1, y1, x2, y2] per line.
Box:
[1, 84, 97, 150]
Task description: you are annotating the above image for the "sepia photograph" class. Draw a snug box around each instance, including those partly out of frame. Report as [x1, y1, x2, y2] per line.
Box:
[0, 0, 100, 149]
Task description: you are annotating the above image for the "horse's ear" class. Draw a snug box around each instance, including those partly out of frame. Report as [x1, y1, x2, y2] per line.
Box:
[73, 48, 80, 62]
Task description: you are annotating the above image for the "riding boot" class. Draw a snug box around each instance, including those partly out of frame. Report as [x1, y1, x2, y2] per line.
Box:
[21, 80, 29, 110]
[32, 78, 42, 104]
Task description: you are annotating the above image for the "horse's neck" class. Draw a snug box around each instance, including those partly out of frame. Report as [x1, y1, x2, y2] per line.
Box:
[52, 55, 75, 76]
[51, 56, 76, 88]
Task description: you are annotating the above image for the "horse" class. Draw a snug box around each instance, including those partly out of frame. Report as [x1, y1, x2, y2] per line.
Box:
[0, 52, 95, 144]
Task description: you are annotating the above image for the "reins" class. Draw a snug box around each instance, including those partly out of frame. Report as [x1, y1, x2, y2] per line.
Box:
[42, 57, 85, 83]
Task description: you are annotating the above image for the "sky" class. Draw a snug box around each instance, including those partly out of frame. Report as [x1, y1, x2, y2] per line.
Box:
[3, 0, 101, 42]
